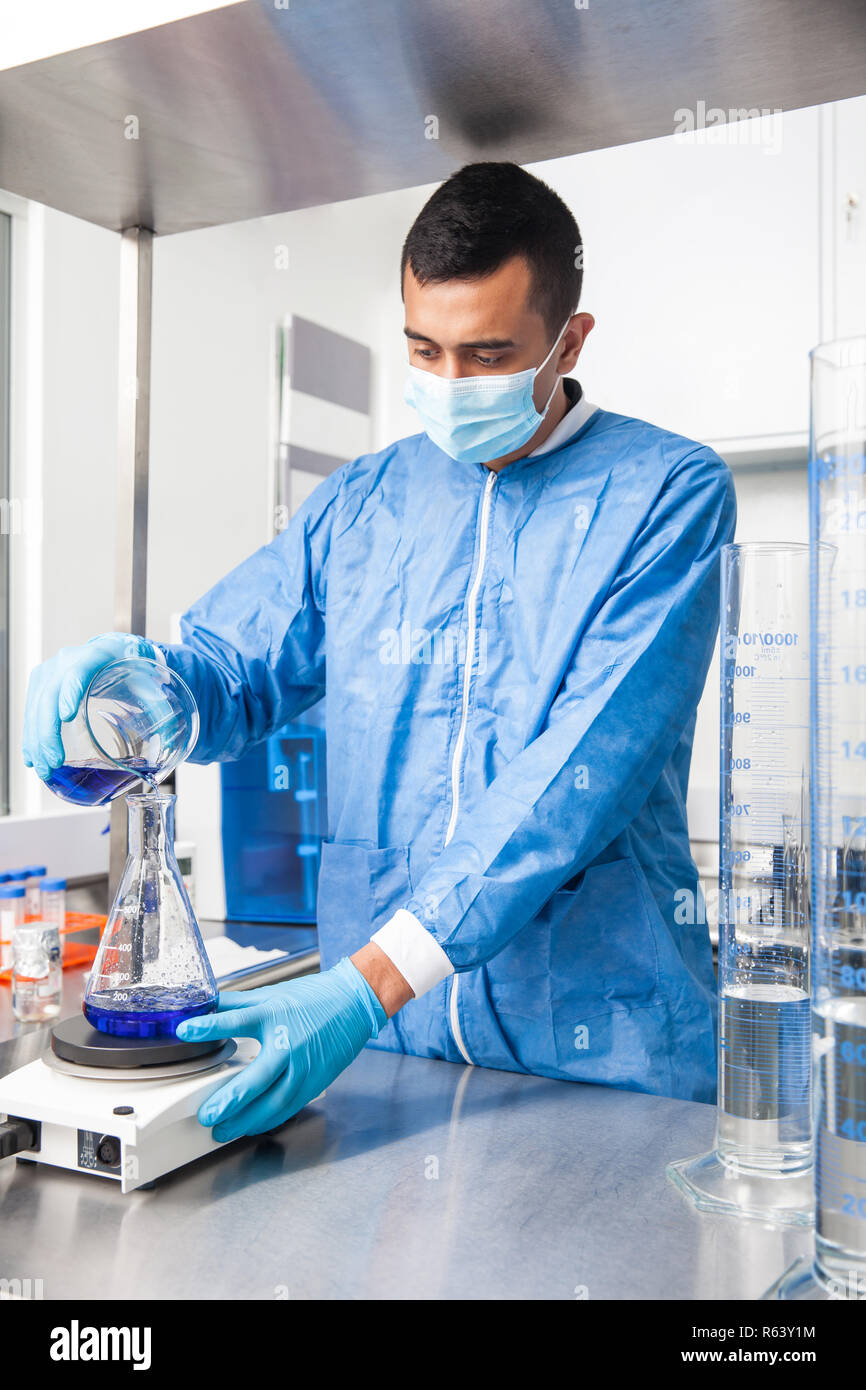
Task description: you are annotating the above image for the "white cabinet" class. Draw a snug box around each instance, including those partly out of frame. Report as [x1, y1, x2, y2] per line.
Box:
[534, 105, 828, 459]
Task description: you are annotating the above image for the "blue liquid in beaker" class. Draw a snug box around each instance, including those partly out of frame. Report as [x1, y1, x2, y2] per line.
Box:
[83, 985, 217, 1038]
[45, 761, 157, 806]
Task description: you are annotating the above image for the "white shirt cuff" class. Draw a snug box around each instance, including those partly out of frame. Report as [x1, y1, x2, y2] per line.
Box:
[371, 909, 454, 999]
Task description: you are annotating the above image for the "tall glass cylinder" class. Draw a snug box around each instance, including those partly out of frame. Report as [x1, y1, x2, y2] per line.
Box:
[717, 543, 812, 1175]
[809, 336, 866, 1293]
[667, 542, 814, 1223]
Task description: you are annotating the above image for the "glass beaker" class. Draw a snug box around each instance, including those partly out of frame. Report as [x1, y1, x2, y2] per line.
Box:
[83, 792, 218, 1038]
[12, 924, 62, 1023]
[44, 657, 199, 807]
[668, 542, 814, 1224]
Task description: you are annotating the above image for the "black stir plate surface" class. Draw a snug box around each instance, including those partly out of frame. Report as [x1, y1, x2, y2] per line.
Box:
[51, 1014, 222, 1068]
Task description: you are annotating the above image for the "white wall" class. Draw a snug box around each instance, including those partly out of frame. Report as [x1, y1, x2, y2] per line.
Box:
[147, 192, 412, 640]
[40, 208, 119, 655]
[2, 203, 120, 842]
[528, 111, 821, 449]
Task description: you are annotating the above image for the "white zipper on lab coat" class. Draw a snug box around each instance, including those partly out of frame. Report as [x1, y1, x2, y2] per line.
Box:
[445, 468, 497, 1065]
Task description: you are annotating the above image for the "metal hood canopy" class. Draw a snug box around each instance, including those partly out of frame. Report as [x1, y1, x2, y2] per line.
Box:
[0, 0, 864, 235]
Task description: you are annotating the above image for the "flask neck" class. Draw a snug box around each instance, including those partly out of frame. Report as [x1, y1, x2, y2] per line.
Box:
[126, 792, 176, 857]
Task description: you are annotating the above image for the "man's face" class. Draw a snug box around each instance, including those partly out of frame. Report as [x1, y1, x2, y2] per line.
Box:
[403, 254, 591, 420]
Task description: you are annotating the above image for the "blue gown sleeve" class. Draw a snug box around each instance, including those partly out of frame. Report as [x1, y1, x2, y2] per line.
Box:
[158, 468, 343, 762]
[405, 448, 737, 970]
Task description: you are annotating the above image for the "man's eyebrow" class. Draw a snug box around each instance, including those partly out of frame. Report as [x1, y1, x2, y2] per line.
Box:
[460, 337, 516, 350]
[403, 326, 516, 350]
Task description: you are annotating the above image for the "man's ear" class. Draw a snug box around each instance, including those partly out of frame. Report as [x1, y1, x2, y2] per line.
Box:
[560, 313, 595, 373]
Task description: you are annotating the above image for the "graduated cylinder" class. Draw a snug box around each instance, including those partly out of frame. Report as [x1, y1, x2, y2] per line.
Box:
[810, 336, 866, 1291]
[718, 542, 812, 1174]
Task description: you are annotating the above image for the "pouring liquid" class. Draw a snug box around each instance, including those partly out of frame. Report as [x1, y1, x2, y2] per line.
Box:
[45, 761, 159, 806]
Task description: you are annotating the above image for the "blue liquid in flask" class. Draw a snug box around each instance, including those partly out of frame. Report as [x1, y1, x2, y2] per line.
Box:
[84, 984, 217, 1038]
[45, 760, 157, 806]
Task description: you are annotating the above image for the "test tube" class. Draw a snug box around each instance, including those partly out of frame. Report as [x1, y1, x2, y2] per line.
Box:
[40, 877, 67, 961]
[14, 868, 33, 915]
[668, 542, 814, 1223]
[23, 865, 47, 920]
[0, 886, 26, 970]
[12, 923, 62, 1022]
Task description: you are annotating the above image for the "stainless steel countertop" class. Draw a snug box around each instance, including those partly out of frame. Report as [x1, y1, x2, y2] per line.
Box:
[0, 1029, 812, 1300]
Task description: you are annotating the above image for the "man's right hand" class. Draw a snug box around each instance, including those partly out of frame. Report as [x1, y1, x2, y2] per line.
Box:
[22, 632, 156, 781]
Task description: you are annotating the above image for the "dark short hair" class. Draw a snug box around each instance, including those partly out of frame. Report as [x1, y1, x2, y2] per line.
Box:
[401, 162, 582, 334]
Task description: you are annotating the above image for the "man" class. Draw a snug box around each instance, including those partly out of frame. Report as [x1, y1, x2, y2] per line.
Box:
[24, 162, 735, 1141]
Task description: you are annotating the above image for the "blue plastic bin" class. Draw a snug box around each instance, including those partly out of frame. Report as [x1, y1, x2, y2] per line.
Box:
[220, 708, 327, 923]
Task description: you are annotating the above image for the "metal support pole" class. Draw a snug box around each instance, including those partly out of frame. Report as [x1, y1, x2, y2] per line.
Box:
[110, 227, 153, 895]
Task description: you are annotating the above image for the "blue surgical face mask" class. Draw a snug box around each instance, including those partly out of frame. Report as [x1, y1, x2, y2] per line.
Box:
[404, 314, 573, 466]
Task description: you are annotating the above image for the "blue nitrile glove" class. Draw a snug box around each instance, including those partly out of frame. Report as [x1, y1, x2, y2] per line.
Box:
[22, 632, 156, 780]
[176, 957, 388, 1141]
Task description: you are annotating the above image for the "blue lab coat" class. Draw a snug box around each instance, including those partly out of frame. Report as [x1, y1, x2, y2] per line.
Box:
[162, 404, 736, 1101]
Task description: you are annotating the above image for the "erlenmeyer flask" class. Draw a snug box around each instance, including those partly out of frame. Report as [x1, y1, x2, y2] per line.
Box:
[84, 792, 218, 1037]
